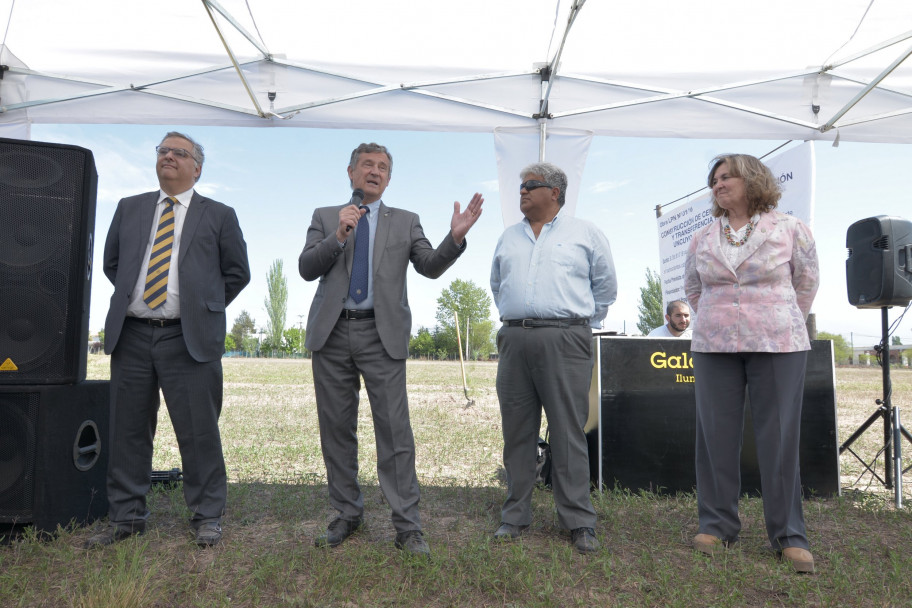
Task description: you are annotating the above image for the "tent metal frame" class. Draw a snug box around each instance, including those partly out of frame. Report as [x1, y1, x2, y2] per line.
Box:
[1, 1, 912, 138]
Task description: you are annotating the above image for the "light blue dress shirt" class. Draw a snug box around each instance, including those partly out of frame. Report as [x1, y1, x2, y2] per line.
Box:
[490, 211, 617, 329]
[344, 199, 381, 310]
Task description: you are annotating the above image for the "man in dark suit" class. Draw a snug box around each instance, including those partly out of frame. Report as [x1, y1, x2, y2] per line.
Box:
[299, 142, 483, 556]
[85, 131, 250, 549]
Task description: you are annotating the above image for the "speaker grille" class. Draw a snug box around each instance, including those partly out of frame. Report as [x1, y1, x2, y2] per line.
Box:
[0, 392, 38, 521]
[0, 138, 97, 384]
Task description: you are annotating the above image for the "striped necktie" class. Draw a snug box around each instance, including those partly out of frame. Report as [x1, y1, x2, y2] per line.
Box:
[143, 196, 176, 309]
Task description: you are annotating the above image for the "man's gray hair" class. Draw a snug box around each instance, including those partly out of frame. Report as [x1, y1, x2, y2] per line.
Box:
[161, 131, 204, 182]
[520, 162, 567, 207]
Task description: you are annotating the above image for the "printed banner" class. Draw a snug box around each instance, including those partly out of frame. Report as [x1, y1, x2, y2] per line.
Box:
[656, 142, 816, 307]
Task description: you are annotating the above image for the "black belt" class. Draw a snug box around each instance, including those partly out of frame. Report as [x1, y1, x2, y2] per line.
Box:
[504, 318, 589, 328]
[126, 316, 181, 327]
[340, 309, 375, 320]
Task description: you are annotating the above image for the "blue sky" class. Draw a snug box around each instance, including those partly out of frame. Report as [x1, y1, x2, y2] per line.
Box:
[30, 124, 912, 348]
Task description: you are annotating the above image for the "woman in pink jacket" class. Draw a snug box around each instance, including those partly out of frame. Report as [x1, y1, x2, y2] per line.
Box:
[684, 153, 819, 573]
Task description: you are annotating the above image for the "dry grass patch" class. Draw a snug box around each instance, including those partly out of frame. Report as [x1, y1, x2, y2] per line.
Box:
[3, 357, 912, 607]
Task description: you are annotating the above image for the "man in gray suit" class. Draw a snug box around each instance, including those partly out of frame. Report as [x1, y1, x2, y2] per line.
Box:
[85, 132, 250, 549]
[299, 142, 483, 556]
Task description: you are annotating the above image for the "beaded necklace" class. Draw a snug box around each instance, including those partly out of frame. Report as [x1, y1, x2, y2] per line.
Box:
[722, 216, 754, 247]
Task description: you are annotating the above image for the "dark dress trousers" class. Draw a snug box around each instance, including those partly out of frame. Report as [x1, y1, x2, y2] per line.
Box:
[103, 191, 250, 528]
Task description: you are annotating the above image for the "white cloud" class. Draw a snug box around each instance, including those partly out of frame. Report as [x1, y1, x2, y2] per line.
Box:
[590, 180, 631, 193]
[480, 179, 500, 192]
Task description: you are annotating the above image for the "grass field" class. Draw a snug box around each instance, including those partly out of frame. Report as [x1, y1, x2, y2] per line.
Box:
[2, 357, 912, 607]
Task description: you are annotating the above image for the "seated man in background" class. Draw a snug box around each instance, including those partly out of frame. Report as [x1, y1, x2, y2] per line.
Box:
[648, 300, 692, 338]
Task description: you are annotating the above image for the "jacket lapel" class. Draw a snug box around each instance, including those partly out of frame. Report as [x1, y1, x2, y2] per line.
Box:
[344, 205, 355, 275]
[705, 219, 738, 278]
[140, 193, 159, 242]
[371, 202, 392, 274]
[733, 212, 776, 269]
[178, 191, 206, 266]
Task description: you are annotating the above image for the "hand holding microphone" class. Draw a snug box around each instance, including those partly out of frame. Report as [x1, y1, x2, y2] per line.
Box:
[336, 189, 366, 241]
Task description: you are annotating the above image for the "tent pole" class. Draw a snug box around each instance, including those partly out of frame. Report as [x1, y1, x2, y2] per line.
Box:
[201, 0, 267, 118]
[539, 122, 546, 162]
[822, 43, 912, 132]
[540, 0, 586, 118]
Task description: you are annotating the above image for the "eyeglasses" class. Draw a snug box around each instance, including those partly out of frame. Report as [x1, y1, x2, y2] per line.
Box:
[519, 180, 552, 192]
[155, 146, 193, 160]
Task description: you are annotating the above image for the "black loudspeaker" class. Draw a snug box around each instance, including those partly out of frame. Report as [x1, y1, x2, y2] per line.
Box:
[0, 381, 109, 532]
[846, 215, 912, 308]
[0, 137, 98, 384]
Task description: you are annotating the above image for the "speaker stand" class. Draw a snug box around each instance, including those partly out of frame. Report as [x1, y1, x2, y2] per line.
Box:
[839, 307, 912, 507]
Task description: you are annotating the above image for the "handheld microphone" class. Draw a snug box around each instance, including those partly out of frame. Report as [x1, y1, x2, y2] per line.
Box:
[345, 189, 365, 233]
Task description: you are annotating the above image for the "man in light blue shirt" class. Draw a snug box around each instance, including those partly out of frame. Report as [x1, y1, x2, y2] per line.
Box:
[490, 162, 616, 554]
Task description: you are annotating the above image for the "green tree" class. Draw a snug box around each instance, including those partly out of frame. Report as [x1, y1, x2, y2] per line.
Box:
[284, 327, 306, 356]
[225, 334, 237, 352]
[264, 259, 288, 354]
[409, 327, 436, 359]
[434, 279, 495, 359]
[893, 336, 903, 346]
[636, 267, 664, 335]
[818, 332, 853, 365]
[230, 310, 256, 353]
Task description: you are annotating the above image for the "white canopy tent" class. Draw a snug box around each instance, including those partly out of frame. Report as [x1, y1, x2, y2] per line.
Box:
[2, 0, 912, 144]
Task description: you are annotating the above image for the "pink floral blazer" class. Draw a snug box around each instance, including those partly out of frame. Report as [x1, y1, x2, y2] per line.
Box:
[684, 210, 819, 353]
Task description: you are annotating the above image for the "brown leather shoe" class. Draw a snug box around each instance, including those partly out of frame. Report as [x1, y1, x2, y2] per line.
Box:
[781, 547, 815, 573]
[693, 533, 723, 556]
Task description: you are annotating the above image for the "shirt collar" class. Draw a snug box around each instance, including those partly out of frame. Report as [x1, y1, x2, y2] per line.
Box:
[159, 188, 194, 208]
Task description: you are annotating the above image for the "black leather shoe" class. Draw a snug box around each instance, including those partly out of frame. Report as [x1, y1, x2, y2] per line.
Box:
[395, 530, 430, 557]
[570, 527, 600, 554]
[493, 522, 528, 540]
[83, 523, 144, 549]
[315, 517, 363, 548]
[195, 522, 222, 547]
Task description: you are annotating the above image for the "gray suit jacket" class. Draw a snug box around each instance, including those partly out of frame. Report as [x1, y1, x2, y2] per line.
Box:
[103, 191, 250, 362]
[299, 202, 465, 359]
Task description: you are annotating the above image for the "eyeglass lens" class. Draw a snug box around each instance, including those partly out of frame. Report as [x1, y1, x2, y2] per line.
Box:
[156, 146, 191, 159]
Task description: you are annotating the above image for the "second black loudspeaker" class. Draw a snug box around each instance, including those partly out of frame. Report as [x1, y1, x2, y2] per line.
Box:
[0, 381, 109, 532]
[846, 215, 912, 309]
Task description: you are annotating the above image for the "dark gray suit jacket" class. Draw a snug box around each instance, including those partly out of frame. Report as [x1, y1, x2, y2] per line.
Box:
[103, 191, 250, 362]
[299, 202, 465, 359]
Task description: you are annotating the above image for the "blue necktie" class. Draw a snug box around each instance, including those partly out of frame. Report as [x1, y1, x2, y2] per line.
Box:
[348, 207, 369, 303]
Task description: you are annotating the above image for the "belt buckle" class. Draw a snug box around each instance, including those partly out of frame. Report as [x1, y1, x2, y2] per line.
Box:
[521, 319, 533, 329]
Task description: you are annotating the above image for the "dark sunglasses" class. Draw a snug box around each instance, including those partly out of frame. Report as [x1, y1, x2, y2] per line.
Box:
[519, 180, 552, 192]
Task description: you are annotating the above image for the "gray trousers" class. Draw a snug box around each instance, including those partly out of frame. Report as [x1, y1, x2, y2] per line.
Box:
[312, 318, 421, 532]
[107, 321, 226, 529]
[693, 351, 809, 550]
[496, 324, 596, 530]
